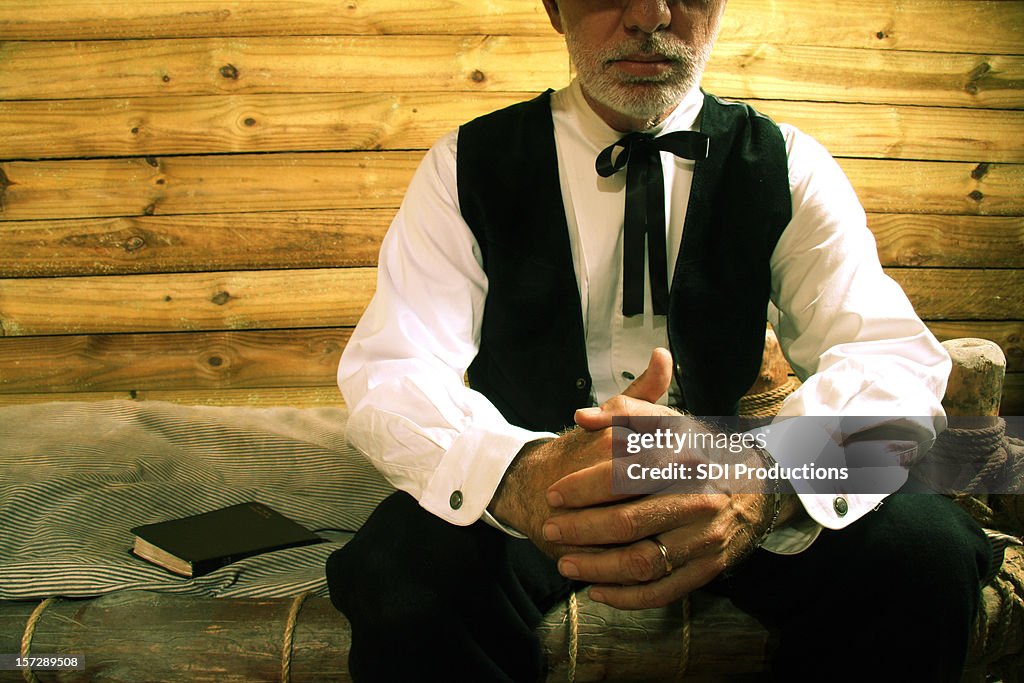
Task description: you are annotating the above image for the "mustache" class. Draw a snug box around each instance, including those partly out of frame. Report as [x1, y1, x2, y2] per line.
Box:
[600, 34, 689, 63]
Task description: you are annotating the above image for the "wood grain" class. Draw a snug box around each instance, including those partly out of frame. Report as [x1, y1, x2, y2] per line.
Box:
[0, 321, 1017, 398]
[0, 36, 571, 100]
[0, 210, 391, 277]
[0, 38, 1020, 109]
[0, 386, 346, 408]
[0, 153, 419, 221]
[1, 211, 1018, 279]
[1002, 372, 1024, 415]
[0, 267, 1016, 339]
[4, 94, 1021, 162]
[704, 45, 1024, 109]
[889, 268, 1024, 321]
[868, 214, 1024, 268]
[2, 154, 1021, 222]
[1, 0, 1019, 56]
[0, 328, 350, 393]
[837, 159, 1024, 217]
[0, 268, 376, 336]
[0, 92, 534, 160]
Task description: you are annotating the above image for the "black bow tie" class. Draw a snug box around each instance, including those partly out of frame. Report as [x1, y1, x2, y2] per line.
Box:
[596, 131, 710, 316]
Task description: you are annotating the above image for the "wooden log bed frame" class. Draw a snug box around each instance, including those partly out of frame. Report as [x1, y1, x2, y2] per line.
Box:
[0, 334, 1021, 682]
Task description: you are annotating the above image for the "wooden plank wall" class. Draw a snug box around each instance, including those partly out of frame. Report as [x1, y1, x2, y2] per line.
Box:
[0, 0, 1022, 413]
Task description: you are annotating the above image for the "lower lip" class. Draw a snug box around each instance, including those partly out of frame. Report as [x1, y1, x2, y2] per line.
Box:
[611, 59, 673, 78]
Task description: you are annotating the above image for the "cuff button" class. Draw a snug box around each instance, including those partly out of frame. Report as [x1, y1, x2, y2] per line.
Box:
[449, 490, 463, 510]
[833, 496, 849, 517]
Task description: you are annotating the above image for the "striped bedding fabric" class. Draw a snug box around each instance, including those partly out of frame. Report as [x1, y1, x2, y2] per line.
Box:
[0, 400, 394, 600]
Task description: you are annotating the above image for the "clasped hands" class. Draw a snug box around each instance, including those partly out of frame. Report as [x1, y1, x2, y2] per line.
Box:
[489, 348, 797, 610]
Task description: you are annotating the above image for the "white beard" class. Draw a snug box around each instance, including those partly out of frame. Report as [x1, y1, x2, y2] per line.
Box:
[565, 30, 713, 128]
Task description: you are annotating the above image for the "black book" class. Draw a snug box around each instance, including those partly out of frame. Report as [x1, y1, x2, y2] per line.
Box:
[130, 501, 323, 577]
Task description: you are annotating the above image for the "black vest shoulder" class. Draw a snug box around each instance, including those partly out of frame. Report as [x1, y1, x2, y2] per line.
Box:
[458, 90, 791, 432]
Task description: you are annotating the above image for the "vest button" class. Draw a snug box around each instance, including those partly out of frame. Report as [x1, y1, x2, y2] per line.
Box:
[575, 377, 587, 390]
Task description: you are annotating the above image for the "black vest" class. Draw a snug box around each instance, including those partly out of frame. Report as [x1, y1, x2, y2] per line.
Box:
[457, 91, 791, 433]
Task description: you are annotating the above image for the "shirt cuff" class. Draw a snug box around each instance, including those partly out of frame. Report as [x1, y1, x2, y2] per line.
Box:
[419, 423, 557, 527]
[760, 513, 823, 555]
[751, 418, 901, 546]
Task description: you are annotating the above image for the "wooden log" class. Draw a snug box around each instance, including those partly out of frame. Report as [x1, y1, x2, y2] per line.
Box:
[0, 92, 535, 160]
[0, 545, 1019, 683]
[868, 214, 1024, 269]
[0, 36, 571, 100]
[1, 0, 1020, 56]
[0, 210, 391, 277]
[0, 0, 558, 39]
[0, 38, 1020, 110]
[747, 100, 1024, 164]
[0, 386, 346, 408]
[1, 212, 1018, 278]
[886, 268, 1024, 321]
[3, 96, 1022, 162]
[745, 324, 791, 395]
[0, 268, 375, 336]
[0, 153, 420, 221]
[1003, 373, 1024, 416]
[0, 267, 1016, 338]
[0, 328, 350, 394]
[721, 0, 1024, 56]
[2, 155, 1022, 222]
[704, 45, 1024, 110]
[836, 158, 1024, 217]
[941, 339, 1007, 421]
[0, 590, 769, 683]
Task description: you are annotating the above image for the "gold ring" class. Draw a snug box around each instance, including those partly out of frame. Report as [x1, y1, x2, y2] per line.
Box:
[652, 537, 673, 577]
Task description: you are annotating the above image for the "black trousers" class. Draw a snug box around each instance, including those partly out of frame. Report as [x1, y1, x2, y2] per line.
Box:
[326, 490, 991, 682]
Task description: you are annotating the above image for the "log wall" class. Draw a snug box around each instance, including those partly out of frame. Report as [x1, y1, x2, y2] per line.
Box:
[0, 0, 1022, 412]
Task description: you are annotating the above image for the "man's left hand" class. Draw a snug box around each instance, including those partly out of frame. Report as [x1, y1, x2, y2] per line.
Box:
[542, 352, 798, 610]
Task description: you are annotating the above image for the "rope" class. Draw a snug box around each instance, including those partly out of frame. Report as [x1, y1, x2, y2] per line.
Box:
[677, 594, 691, 681]
[280, 591, 311, 683]
[566, 591, 578, 683]
[738, 378, 800, 418]
[20, 597, 56, 683]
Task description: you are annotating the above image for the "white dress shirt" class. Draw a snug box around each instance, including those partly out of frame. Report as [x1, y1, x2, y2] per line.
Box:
[338, 80, 951, 554]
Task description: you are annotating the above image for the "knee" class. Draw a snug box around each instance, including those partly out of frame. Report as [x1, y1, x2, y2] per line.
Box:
[863, 494, 990, 589]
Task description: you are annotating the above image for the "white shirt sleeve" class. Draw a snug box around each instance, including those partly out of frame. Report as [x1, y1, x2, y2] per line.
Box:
[337, 130, 556, 529]
[758, 124, 951, 554]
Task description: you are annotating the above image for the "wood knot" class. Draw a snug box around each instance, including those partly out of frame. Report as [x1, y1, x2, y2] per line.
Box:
[243, 117, 257, 127]
[124, 235, 146, 252]
[470, 69, 486, 83]
[971, 163, 991, 180]
[965, 62, 992, 96]
[162, 74, 171, 83]
[211, 291, 232, 305]
[207, 355, 224, 367]
[145, 156, 159, 168]
[968, 189, 985, 202]
[220, 64, 240, 80]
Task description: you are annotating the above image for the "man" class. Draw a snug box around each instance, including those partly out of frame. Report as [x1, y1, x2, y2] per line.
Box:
[327, 1, 991, 680]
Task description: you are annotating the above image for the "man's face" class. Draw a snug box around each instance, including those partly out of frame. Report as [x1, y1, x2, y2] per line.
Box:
[543, 0, 726, 129]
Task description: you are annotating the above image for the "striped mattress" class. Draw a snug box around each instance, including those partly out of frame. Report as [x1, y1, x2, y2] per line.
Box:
[0, 400, 394, 600]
